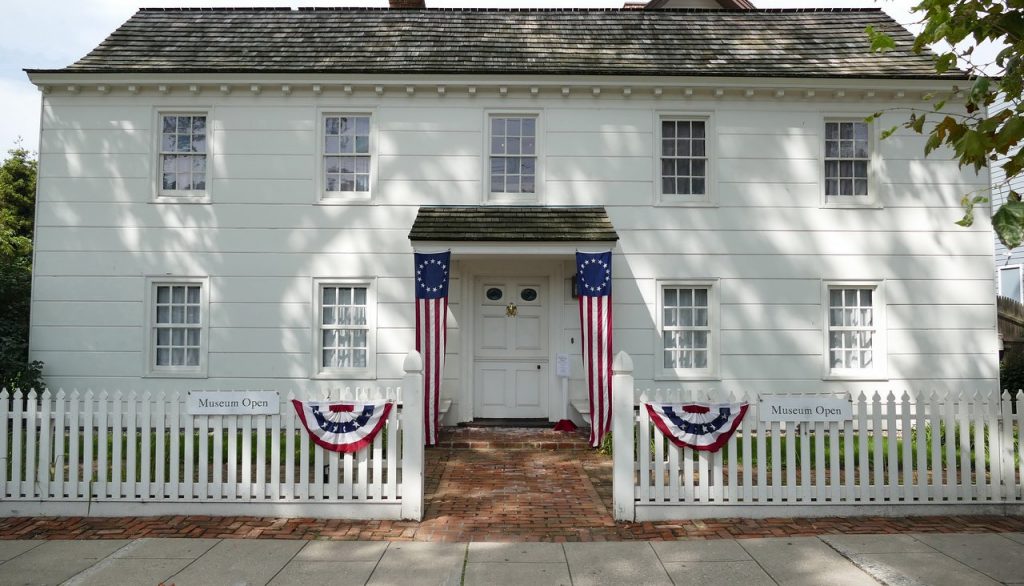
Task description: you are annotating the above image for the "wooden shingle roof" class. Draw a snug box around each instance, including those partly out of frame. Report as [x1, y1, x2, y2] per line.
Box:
[30, 7, 963, 80]
[408, 206, 619, 242]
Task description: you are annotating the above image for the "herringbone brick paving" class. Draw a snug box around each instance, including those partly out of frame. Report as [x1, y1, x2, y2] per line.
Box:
[1, 428, 1022, 542]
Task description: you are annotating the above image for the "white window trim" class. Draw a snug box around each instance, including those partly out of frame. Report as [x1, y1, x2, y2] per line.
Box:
[311, 278, 377, 380]
[820, 115, 882, 209]
[999, 264, 1024, 301]
[655, 279, 721, 381]
[821, 279, 888, 381]
[143, 276, 210, 378]
[654, 111, 716, 207]
[152, 108, 213, 204]
[483, 109, 543, 204]
[316, 109, 378, 204]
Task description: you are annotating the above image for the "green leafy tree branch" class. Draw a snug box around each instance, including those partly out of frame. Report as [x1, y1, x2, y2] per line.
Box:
[867, 1, 1024, 249]
[0, 144, 44, 391]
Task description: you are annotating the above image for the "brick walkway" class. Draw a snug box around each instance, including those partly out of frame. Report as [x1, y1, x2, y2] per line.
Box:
[1, 428, 1023, 542]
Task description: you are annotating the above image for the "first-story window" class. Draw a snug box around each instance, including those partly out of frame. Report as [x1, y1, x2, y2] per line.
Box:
[825, 281, 886, 379]
[1000, 265, 1023, 301]
[489, 115, 537, 199]
[147, 278, 208, 377]
[159, 113, 208, 197]
[658, 281, 719, 379]
[315, 280, 376, 378]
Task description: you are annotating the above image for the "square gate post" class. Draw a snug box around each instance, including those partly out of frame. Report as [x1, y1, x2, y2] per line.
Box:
[612, 351, 635, 522]
[400, 350, 424, 521]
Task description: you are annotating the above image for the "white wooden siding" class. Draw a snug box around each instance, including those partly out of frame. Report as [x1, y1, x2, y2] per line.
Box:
[31, 89, 999, 413]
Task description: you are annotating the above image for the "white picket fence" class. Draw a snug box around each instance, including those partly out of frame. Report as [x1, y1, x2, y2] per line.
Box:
[611, 352, 1024, 521]
[0, 351, 426, 520]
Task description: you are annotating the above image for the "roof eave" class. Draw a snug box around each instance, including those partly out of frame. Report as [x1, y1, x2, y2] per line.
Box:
[25, 69, 970, 84]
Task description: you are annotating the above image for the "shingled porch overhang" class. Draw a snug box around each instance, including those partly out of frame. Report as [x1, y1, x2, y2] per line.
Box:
[408, 206, 618, 255]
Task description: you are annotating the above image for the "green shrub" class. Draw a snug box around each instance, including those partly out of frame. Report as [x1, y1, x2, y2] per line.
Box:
[1000, 343, 1024, 394]
[0, 256, 43, 392]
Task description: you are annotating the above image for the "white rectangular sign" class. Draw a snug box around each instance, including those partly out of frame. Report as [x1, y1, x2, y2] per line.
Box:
[187, 391, 280, 415]
[759, 395, 852, 422]
[555, 353, 571, 378]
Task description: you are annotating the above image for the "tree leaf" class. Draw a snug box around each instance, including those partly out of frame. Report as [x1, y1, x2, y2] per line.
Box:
[994, 202, 1024, 250]
[866, 25, 897, 52]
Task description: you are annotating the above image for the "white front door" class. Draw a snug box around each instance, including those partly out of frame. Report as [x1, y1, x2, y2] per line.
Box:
[474, 279, 548, 418]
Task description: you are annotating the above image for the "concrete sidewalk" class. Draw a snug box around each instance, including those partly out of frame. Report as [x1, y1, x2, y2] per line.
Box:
[0, 533, 1022, 586]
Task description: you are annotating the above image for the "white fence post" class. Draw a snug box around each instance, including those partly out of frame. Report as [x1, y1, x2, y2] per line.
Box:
[1000, 391, 1016, 500]
[400, 349, 425, 521]
[612, 350, 635, 522]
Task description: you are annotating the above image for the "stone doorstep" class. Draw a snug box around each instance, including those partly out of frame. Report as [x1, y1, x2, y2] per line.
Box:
[434, 427, 593, 450]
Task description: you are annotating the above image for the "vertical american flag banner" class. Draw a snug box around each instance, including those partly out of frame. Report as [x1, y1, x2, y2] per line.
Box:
[414, 251, 451, 446]
[577, 251, 613, 448]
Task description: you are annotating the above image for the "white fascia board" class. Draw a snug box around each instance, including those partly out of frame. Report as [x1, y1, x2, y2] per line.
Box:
[24, 71, 964, 94]
[412, 241, 618, 256]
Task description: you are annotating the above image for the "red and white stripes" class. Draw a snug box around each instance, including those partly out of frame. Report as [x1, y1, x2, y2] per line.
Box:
[579, 293, 612, 447]
[416, 293, 448, 446]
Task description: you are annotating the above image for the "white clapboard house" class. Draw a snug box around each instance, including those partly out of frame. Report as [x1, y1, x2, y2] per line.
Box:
[25, 0, 998, 428]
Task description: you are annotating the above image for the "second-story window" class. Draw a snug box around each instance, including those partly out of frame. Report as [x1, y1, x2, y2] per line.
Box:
[323, 115, 371, 197]
[159, 113, 207, 197]
[824, 120, 870, 200]
[489, 115, 537, 199]
[660, 119, 707, 201]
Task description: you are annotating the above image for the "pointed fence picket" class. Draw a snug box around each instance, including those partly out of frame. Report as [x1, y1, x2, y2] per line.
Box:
[611, 351, 1024, 521]
[0, 350, 426, 520]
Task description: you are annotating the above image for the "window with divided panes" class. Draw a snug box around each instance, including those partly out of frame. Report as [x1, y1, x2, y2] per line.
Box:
[825, 121, 870, 198]
[662, 286, 710, 369]
[489, 116, 537, 195]
[324, 115, 371, 194]
[661, 120, 707, 197]
[153, 284, 202, 368]
[320, 285, 370, 371]
[827, 287, 876, 370]
[159, 114, 207, 193]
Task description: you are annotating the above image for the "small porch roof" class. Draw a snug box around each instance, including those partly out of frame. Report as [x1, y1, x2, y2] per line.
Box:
[408, 206, 619, 243]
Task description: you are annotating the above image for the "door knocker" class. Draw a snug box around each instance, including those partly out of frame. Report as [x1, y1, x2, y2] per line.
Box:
[505, 302, 518, 317]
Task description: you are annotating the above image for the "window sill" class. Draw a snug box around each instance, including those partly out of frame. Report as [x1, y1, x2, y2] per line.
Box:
[822, 199, 882, 210]
[822, 372, 889, 382]
[485, 195, 540, 205]
[312, 371, 375, 381]
[655, 198, 716, 208]
[144, 370, 208, 379]
[152, 195, 211, 205]
[318, 193, 373, 205]
[655, 372, 720, 382]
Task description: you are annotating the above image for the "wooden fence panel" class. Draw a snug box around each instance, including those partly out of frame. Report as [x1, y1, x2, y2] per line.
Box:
[609, 352, 1024, 522]
[0, 350, 426, 520]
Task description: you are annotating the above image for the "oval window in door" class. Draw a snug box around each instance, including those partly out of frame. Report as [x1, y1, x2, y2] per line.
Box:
[520, 288, 538, 302]
[486, 287, 503, 301]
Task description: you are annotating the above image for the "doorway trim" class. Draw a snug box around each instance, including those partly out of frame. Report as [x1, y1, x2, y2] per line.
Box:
[457, 257, 567, 423]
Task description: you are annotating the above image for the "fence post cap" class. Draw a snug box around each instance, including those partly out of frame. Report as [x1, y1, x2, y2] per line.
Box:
[403, 349, 423, 373]
[612, 350, 633, 374]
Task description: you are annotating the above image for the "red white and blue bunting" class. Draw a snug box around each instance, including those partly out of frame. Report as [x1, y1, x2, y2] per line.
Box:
[645, 402, 749, 452]
[291, 400, 393, 454]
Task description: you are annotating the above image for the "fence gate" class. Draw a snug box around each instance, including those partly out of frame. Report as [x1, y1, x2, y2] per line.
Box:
[611, 351, 1024, 521]
[1, 351, 426, 520]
